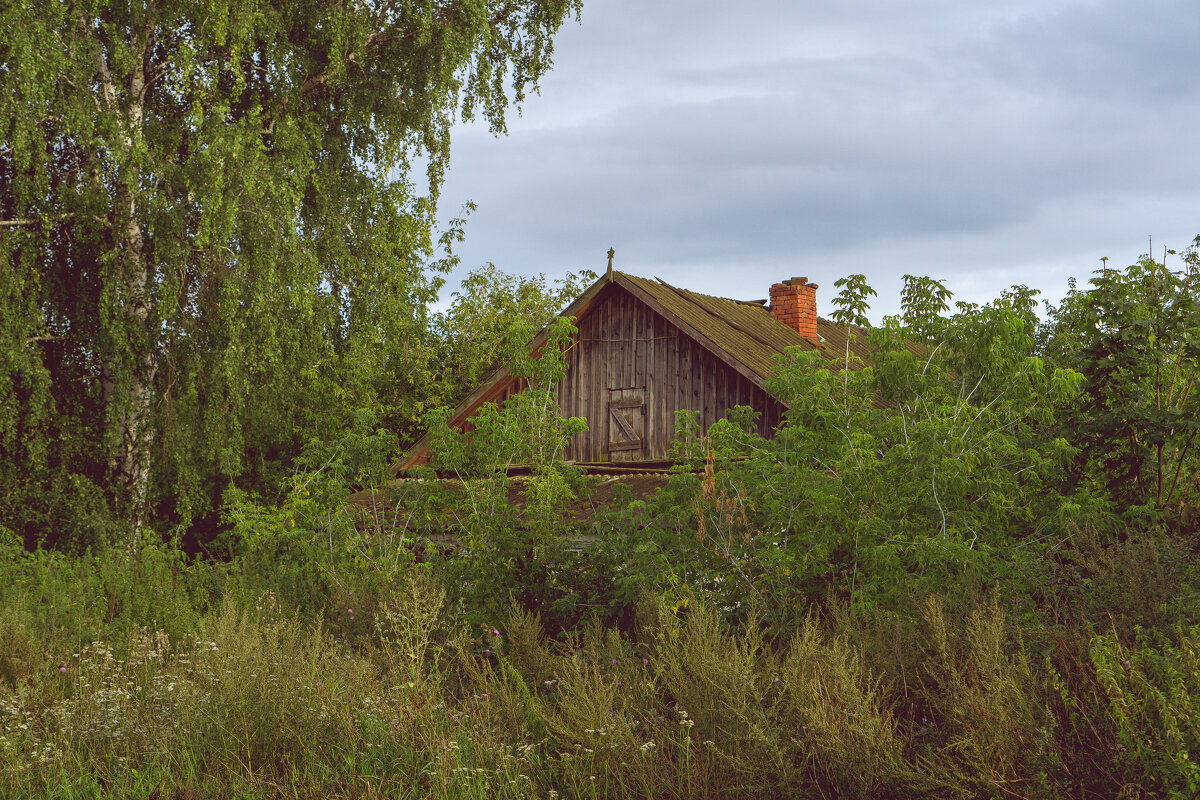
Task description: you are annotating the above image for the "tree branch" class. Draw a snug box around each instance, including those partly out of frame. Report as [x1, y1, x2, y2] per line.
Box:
[2, 213, 107, 230]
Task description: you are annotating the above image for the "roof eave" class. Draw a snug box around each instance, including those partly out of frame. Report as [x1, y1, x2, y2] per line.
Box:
[394, 271, 619, 472]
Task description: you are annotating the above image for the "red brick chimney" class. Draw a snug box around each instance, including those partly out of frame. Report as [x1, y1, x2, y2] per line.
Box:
[769, 277, 820, 345]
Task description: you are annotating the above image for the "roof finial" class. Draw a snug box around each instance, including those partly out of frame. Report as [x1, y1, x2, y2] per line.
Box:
[607, 247, 615, 277]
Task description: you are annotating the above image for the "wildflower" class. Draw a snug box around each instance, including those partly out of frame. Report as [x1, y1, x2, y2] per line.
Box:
[611, 658, 617, 665]
[59, 667, 67, 673]
[484, 649, 490, 655]
[643, 658, 649, 665]
[492, 629, 500, 636]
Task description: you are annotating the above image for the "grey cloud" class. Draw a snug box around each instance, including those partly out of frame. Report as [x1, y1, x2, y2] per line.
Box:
[963, 0, 1200, 102]
[433, 0, 1200, 316]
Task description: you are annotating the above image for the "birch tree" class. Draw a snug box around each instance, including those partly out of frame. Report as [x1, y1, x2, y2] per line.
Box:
[0, 0, 581, 547]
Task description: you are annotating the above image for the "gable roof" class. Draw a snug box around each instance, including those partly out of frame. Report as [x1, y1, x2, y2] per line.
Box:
[614, 272, 874, 386]
[395, 270, 871, 472]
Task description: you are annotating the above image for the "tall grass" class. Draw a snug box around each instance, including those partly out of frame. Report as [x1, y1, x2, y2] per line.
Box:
[2, 541, 1199, 798]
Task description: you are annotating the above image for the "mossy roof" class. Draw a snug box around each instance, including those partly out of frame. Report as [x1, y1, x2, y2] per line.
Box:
[613, 272, 874, 386]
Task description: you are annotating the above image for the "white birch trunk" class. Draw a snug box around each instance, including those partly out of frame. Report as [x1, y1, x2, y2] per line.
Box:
[95, 24, 157, 549]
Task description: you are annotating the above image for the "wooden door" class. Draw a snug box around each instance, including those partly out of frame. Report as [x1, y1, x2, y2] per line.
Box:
[607, 388, 646, 461]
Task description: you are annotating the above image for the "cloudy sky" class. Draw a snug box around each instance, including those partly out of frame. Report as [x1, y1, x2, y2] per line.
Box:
[433, 0, 1200, 320]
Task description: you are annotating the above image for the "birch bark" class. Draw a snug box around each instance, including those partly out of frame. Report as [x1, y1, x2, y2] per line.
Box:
[93, 18, 157, 546]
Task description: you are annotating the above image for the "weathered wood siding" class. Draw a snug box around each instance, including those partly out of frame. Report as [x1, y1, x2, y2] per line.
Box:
[556, 285, 785, 462]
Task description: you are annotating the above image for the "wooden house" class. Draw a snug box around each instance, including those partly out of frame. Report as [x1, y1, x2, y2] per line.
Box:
[397, 268, 871, 471]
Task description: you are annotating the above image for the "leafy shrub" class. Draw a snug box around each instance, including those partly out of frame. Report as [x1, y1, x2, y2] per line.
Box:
[914, 596, 1059, 798]
[1091, 626, 1200, 798]
[776, 616, 924, 797]
[0, 604, 36, 692]
[177, 595, 377, 781]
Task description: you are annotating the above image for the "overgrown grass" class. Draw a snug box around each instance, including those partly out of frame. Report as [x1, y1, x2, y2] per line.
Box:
[1, 536, 1198, 799]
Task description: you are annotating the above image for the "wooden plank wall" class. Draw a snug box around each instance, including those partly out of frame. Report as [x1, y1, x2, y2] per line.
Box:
[556, 285, 785, 462]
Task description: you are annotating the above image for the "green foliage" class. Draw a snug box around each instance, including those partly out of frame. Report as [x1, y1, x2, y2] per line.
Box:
[830, 273, 877, 331]
[372, 570, 453, 684]
[413, 317, 595, 632]
[1041, 246, 1200, 520]
[1034, 522, 1200, 637]
[1091, 626, 1200, 798]
[607, 277, 1085, 626]
[430, 264, 597, 408]
[776, 617, 921, 797]
[0, 0, 583, 550]
[0, 603, 37, 693]
[180, 595, 379, 778]
[426, 317, 587, 479]
[913, 596, 1058, 796]
[0, 536, 1198, 800]
[221, 408, 407, 613]
[899, 274, 952, 342]
[0, 544, 218, 658]
[9, 183, 1200, 795]
[2, 471, 125, 552]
